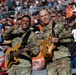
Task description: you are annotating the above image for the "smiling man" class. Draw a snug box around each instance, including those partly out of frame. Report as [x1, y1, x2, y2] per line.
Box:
[38, 8, 74, 75]
[3, 15, 39, 75]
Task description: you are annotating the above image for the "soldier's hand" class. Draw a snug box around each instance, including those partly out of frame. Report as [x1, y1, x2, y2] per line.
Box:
[52, 38, 59, 43]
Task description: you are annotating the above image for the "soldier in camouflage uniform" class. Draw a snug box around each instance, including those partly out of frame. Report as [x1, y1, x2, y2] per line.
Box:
[38, 9, 74, 75]
[3, 15, 39, 75]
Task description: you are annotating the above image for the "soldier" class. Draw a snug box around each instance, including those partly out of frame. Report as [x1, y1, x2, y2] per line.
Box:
[38, 8, 74, 75]
[3, 15, 39, 75]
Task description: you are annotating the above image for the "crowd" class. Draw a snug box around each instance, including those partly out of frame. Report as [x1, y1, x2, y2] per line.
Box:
[0, 0, 76, 75]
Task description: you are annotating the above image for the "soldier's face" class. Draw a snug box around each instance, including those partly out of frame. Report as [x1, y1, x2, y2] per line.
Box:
[21, 17, 30, 30]
[39, 9, 50, 25]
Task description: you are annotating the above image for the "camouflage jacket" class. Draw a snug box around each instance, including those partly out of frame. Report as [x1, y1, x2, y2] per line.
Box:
[38, 21, 74, 60]
[3, 27, 39, 57]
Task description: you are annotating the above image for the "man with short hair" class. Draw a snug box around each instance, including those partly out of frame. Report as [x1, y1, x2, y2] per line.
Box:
[38, 8, 74, 75]
[3, 15, 39, 75]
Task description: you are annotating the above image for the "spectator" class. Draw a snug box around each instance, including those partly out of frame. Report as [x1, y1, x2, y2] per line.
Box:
[22, 0, 29, 9]
[6, 0, 16, 15]
[47, 0, 54, 8]
[30, 17, 39, 33]
[66, 2, 74, 19]
[70, 0, 76, 8]
[67, 13, 76, 69]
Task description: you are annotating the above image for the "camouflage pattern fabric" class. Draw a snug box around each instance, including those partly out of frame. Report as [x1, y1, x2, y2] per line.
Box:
[47, 57, 72, 75]
[8, 59, 33, 75]
[3, 27, 39, 75]
[38, 21, 73, 75]
[3, 27, 39, 55]
[39, 21, 73, 60]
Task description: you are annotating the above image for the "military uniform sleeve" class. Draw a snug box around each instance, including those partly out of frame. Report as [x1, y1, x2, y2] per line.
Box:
[59, 37, 74, 43]
[54, 22, 74, 44]
[3, 27, 14, 40]
[27, 32, 39, 56]
[3, 27, 19, 40]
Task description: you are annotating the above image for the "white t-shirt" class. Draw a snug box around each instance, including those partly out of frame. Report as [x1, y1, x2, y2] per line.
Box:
[72, 29, 76, 42]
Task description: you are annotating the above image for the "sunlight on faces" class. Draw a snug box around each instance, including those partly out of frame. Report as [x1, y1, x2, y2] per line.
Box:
[39, 9, 50, 25]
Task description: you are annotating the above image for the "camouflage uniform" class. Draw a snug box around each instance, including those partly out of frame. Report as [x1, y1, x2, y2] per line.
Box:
[3, 27, 39, 75]
[38, 22, 73, 75]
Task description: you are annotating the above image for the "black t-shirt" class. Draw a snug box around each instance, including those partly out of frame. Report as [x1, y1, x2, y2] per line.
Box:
[67, 23, 76, 59]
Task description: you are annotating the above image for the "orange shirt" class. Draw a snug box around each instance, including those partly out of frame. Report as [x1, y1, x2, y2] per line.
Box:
[66, 6, 74, 18]
[38, 25, 43, 31]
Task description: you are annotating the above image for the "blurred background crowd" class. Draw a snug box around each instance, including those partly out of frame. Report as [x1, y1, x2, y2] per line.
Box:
[0, 0, 76, 33]
[0, 0, 76, 74]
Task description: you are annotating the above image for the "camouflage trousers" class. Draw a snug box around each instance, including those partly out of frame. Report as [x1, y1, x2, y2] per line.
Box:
[8, 59, 33, 75]
[47, 57, 72, 75]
